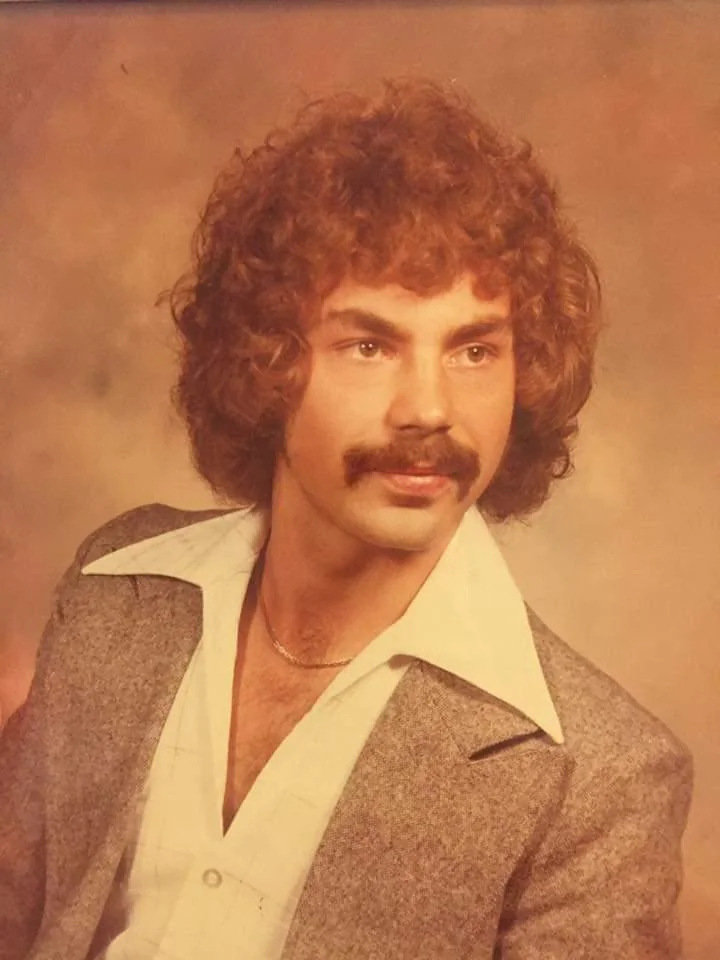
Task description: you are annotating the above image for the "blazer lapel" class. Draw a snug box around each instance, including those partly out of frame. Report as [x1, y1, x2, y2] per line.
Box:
[283, 661, 569, 960]
[41, 573, 203, 952]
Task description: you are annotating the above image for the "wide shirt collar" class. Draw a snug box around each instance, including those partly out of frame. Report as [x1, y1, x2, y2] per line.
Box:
[82, 507, 563, 743]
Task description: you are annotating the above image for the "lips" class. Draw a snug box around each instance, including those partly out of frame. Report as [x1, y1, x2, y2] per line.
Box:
[396, 464, 447, 475]
[378, 471, 452, 497]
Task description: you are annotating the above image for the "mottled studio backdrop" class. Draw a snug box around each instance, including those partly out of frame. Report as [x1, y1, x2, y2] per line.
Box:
[1, 1, 718, 955]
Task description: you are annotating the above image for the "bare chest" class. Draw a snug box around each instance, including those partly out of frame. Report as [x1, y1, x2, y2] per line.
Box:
[222, 666, 333, 830]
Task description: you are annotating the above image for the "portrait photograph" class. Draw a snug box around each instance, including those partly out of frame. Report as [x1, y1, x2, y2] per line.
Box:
[0, 1, 718, 958]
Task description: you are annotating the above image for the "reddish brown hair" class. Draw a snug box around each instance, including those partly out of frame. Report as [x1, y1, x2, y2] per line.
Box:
[170, 79, 601, 521]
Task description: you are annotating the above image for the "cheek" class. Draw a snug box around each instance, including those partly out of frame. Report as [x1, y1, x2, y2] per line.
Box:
[285, 391, 361, 471]
[458, 376, 515, 441]
[487, 358, 516, 430]
[295, 367, 385, 445]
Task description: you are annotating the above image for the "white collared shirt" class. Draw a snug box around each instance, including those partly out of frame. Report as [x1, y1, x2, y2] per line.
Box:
[83, 507, 562, 960]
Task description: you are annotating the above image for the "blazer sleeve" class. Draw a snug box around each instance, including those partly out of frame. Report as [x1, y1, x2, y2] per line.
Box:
[495, 735, 694, 959]
[0, 536, 94, 960]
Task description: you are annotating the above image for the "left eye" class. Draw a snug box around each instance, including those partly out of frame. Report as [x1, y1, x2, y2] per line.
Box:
[454, 344, 492, 366]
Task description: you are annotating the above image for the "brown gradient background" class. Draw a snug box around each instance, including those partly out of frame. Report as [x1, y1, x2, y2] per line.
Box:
[1, 1, 718, 954]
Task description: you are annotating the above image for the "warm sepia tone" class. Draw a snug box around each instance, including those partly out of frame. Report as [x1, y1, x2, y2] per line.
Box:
[1, 2, 718, 956]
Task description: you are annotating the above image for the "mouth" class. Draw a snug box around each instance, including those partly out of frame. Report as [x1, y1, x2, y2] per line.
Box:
[377, 470, 453, 498]
[397, 464, 446, 475]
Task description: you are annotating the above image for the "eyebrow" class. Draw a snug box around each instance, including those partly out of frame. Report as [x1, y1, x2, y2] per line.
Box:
[322, 308, 512, 349]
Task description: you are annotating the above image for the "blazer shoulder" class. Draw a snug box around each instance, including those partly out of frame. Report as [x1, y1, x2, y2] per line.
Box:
[527, 607, 692, 774]
[80, 502, 233, 565]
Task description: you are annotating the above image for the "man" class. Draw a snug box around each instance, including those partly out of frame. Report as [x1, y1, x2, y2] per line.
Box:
[0, 80, 692, 959]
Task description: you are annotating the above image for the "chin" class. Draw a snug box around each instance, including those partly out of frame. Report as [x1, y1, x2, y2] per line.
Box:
[348, 506, 459, 554]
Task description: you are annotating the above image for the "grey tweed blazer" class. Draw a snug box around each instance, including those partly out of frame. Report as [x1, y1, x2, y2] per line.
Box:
[0, 504, 693, 960]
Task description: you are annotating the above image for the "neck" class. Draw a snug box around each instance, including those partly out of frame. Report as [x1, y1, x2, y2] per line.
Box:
[258, 502, 455, 664]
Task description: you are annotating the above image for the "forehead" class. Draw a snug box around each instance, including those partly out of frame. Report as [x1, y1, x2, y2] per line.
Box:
[318, 274, 510, 329]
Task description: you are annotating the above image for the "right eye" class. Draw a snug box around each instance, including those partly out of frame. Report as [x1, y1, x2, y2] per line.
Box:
[345, 340, 385, 360]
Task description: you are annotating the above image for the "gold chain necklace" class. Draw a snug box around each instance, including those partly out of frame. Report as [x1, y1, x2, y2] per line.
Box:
[258, 589, 354, 670]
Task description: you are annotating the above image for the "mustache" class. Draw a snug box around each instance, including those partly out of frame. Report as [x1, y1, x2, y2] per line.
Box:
[344, 435, 480, 500]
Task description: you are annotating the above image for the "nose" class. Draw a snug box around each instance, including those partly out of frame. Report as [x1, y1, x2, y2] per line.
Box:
[386, 355, 452, 433]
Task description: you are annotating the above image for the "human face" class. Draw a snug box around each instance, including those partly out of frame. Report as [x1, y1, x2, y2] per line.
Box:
[273, 274, 515, 553]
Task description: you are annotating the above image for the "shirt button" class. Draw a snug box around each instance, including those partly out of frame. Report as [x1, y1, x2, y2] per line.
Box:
[202, 868, 223, 888]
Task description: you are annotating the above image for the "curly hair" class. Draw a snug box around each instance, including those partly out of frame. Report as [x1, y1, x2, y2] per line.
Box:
[169, 79, 601, 522]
